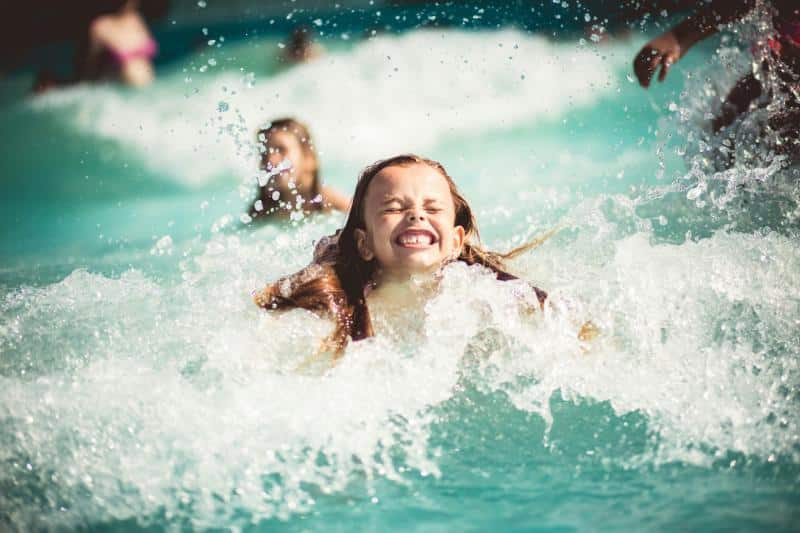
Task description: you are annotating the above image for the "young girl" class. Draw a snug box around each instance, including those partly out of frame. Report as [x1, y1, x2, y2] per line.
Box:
[253, 154, 555, 357]
[249, 118, 350, 221]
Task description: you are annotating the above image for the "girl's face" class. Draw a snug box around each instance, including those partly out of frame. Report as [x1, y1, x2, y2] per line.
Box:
[355, 163, 465, 280]
[261, 130, 315, 191]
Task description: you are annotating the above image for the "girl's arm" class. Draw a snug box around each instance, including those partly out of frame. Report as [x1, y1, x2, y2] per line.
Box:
[633, 0, 757, 87]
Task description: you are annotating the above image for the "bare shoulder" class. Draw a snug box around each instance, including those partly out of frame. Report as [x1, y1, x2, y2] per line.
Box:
[321, 185, 351, 212]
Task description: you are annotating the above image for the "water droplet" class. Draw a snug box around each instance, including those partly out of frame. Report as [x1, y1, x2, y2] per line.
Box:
[272, 191, 280, 201]
[217, 101, 229, 112]
[687, 182, 706, 200]
[197, 0, 206, 7]
[150, 235, 174, 256]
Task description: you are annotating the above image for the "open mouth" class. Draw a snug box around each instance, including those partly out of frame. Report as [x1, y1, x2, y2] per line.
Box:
[395, 229, 437, 248]
[263, 159, 294, 174]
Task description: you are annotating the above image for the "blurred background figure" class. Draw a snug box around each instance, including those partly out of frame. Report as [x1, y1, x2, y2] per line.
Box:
[282, 26, 325, 65]
[78, 0, 159, 86]
[250, 117, 348, 222]
[29, 0, 167, 92]
[633, 0, 799, 153]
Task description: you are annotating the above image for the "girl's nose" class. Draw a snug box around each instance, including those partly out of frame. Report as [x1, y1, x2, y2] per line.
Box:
[407, 209, 425, 222]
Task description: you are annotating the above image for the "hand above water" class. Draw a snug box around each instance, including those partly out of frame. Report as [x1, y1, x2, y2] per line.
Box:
[633, 30, 684, 87]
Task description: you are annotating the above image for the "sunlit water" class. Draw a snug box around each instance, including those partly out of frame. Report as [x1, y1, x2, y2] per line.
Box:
[1, 7, 799, 531]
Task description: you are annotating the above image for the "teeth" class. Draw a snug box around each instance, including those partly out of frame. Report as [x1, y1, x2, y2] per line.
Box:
[399, 233, 433, 245]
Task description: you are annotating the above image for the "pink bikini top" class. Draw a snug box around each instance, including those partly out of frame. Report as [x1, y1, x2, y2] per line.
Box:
[109, 38, 158, 65]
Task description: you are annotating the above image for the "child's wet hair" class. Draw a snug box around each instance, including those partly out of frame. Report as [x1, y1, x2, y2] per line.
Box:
[255, 154, 547, 357]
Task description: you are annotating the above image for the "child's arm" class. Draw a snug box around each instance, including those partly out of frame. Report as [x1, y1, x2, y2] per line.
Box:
[321, 185, 351, 212]
[633, 0, 757, 87]
[253, 286, 277, 308]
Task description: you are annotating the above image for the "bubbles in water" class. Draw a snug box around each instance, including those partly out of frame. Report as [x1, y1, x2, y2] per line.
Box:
[2, 190, 800, 529]
[150, 235, 174, 256]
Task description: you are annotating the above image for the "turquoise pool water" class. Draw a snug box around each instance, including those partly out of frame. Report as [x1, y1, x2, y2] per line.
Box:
[1, 4, 799, 531]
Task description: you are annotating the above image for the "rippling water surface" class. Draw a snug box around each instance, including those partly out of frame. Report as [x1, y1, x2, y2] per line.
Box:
[1, 5, 799, 531]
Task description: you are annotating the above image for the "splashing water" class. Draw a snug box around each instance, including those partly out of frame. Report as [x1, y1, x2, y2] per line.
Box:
[1, 12, 799, 532]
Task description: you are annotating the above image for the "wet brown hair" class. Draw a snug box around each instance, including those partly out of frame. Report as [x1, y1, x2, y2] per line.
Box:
[254, 154, 547, 357]
[250, 117, 323, 219]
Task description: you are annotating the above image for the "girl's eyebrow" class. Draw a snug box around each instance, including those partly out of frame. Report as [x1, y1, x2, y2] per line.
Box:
[381, 195, 403, 204]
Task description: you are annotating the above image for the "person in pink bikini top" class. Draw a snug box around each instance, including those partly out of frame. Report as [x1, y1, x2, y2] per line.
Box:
[80, 0, 159, 87]
[108, 37, 158, 67]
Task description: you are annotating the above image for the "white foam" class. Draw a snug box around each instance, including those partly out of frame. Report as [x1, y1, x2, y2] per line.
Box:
[2, 200, 798, 528]
[32, 29, 624, 186]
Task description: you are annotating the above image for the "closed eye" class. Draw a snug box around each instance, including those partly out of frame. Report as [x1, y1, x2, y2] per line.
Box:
[381, 201, 404, 213]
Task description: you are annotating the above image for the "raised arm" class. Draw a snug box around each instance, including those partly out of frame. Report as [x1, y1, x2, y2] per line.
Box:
[633, 0, 758, 87]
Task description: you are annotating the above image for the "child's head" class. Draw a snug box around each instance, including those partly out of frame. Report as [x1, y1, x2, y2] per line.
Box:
[256, 154, 546, 356]
[254, 117, 321, 217]
[287, 26, 320, 63]
[340, 154, 473, 281]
